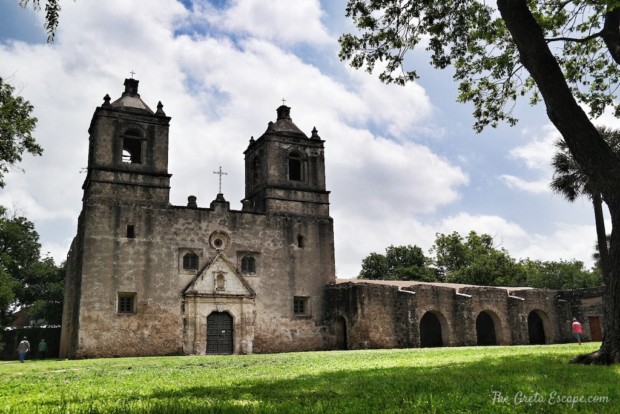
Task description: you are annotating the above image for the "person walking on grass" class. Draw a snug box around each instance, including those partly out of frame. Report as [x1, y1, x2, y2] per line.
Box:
[38, 339, 48, 359]
[572, 318, 583, 345]
[17, 337, 30, 362]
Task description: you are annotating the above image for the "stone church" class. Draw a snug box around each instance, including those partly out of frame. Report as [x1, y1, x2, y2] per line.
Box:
[60, 79, 604, 358]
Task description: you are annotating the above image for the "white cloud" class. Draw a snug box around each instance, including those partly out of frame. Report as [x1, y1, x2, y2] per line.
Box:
[497, 124, 557, 194]
[194, 0, 332, 46]
[437, 213, 528, 241]
[514, 223, 601, 266]
[500, 175, 549, 194]
[509, 125, 557, 171]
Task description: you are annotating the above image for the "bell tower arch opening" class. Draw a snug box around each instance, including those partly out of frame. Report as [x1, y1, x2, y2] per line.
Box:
[121, 129, 144, 164]
[288, 151, 303, 181]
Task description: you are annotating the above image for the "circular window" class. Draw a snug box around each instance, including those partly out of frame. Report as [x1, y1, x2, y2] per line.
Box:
[209, 231, 230, 250]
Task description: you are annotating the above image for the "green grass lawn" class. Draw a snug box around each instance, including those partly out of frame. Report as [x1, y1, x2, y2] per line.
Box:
[0, 343, 618, 413]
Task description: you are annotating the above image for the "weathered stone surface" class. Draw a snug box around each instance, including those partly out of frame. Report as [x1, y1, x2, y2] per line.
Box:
[325, 280, 604, 349]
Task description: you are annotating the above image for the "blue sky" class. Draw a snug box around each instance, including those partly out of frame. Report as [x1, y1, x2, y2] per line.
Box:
[0, 0, 612, 277]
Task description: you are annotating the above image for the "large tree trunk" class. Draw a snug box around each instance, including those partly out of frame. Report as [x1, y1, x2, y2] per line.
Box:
[496, 0, 620, 364]
[593, 193, 610, 279]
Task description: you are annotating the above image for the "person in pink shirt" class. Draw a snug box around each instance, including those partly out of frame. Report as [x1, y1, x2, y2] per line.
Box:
[572, 318, 583, 345]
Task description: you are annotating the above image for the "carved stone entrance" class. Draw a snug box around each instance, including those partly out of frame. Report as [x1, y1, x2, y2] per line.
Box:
[207, 312, 233, 354]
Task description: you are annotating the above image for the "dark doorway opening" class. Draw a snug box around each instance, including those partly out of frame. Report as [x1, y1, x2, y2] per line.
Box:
[420, 312, 443, 347]
[528, 311, 546, 345]
[206, 312, 233, 355]
[476, 312, 497, 346]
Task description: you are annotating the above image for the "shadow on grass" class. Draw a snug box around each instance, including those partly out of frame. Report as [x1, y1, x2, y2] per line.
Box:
[32, 352, 620, 414]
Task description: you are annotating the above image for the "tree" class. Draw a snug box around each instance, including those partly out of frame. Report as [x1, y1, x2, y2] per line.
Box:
[340, 0, 620, 364]
[431, 231, 526, 286]
[0, 208, 63, 330]
[521, 259, 602, 290]
[359, 244, 436, 281]
[359, 252, 389, 280]
[550, 127, 620, 280]
[18, 0, 61, 42]
[0, 77, 42, 188]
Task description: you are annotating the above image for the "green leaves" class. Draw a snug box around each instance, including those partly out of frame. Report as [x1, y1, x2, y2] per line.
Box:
[0, 77, 42, 188]
[339, 0, 620, 131]
[0, 209, 63, 328]
[360, 231, 601, 288]
[358, 244, 436, 281]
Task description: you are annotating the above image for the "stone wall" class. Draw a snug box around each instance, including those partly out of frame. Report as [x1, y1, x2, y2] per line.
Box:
[325, 281, 604, 350]
[63, 196, 335, 358]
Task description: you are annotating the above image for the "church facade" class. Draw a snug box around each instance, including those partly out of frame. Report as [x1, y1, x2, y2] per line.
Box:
[59, 79, 335, 358]
[60, 79, 604, 359]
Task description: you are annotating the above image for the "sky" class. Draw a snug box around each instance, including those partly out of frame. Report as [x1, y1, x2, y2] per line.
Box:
[0, 0, 617, 277]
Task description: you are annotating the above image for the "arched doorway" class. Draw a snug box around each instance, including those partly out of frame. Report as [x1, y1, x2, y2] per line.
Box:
[334, 316, 347, 350]
[420, 311, 443, 347]
[528, 311, 546, 345]
[206, 312, 233, 354]
[476, 311, 497, 346]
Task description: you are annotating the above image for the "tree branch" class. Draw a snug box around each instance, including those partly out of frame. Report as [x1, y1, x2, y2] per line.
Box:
[546, 31, 602, 44]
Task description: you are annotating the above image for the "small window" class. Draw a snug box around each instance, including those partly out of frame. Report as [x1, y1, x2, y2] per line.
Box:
[126, 225, 135, 238]
[122, 137, 142, 164]
[294, 296, 310, 316]
[183, 252, 199, 270]
[297, 235, 304, 248]
[118, 293, 136, 314]
[288, 152, 302, 181]
[241, 256, 256, 273]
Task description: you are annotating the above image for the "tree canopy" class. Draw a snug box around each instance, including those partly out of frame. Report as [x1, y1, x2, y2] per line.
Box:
[359, 244, 436, 281]
[358, 231, 601, 289]
[340, 0, 620, 132]
[0, 77, 42, 188]
[0, 208, 64, 333]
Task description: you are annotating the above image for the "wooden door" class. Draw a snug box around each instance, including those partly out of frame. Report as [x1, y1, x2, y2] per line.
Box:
[206, 312, 233, 354]
[588, 316, 602, 342]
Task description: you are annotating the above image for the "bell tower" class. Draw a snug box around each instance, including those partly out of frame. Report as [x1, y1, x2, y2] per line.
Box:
[82, 78, 171, 205]
[243, 105, 329, 215]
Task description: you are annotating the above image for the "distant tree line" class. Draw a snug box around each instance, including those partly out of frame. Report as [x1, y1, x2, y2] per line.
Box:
[358, 231, 602, 290]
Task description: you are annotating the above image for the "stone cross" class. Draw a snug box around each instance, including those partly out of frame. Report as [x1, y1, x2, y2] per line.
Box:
[130, 70, 136, 78]
[213, 166, 228, 194]
[281, 98, 286, 105]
